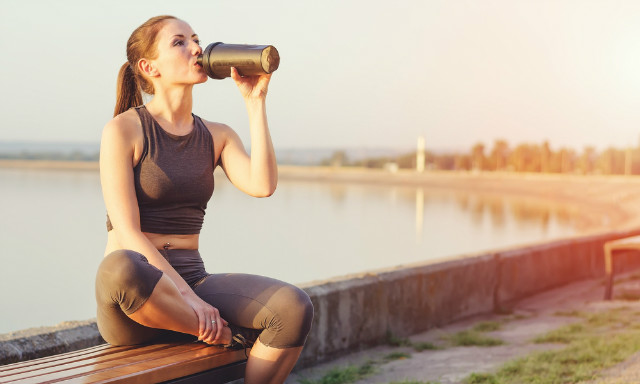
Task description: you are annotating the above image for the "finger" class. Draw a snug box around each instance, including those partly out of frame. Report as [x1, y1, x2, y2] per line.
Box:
[206, 317, 214, 341]
[212, 323, 230, 345]
[195, 309, 205, 340]
[230, 67, 240, 81]
[213, 314, 223, 342]
[204, 318, 219, 344]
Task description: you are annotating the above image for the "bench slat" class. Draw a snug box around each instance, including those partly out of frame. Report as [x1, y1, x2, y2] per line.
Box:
[2, 342, 246, 384]
[2, 344, 189, 382]
[69, 347, 247, 384]
[0, 345, 131, 374]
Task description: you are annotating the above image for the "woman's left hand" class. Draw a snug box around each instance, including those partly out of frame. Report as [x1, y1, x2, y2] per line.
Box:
[230, 67, 271, 100]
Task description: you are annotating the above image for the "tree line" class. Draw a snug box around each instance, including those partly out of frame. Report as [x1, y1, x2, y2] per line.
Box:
[323, 140, 640, 175]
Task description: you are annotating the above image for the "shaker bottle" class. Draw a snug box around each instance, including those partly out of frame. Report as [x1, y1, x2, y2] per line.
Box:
[197, 42, 280, 79]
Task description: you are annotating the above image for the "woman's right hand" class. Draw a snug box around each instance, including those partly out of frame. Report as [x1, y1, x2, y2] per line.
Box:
[184, 293, 231, 345]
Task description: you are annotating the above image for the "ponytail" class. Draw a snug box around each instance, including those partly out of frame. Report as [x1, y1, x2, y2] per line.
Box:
[113, 15, 176, 117]
[114, 62, 143, 117]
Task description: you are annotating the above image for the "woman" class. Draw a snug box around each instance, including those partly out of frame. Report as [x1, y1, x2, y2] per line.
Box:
[95, 15, 313, 383]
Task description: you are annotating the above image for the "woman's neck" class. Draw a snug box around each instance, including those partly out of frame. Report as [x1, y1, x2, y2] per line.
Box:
[146, 85, 194, 133]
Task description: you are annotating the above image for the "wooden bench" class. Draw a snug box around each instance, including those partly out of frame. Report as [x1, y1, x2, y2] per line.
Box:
[604, 235, 640, 300]
[0, 341, 248, 383]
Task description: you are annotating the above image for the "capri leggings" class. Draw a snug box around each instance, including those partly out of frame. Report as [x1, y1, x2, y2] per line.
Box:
[95, 249, 314, 348]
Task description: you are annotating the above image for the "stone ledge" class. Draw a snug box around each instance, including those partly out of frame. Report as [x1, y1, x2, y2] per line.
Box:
[0, 320, 103, 365]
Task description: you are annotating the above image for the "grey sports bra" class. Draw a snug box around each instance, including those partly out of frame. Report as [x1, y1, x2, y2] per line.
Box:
[106, 105, 215, 234]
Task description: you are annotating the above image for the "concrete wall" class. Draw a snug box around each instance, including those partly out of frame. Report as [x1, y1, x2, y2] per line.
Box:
[3, 230, 640, 367]
[295, 229, 640, 368]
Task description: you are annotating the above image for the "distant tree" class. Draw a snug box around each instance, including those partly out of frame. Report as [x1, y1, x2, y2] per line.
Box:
[509, 143, 541, 172]
[577, 146, 596, 174]
[397, 152, 417, 169]
[471, 142, 486, 171]
[489, 139, 509, 171]
[597, 148, 626, 175]
[320, 150, 349, 167]
[541, 141, 551, 173]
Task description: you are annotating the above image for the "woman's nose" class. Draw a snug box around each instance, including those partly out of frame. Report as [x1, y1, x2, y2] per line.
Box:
[192, 42, 202, 56]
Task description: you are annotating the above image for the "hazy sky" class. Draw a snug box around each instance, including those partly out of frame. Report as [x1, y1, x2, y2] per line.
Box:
[1, 0, 639, 152]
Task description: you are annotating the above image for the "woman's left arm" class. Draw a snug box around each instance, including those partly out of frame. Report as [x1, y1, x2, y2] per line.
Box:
[216, 68, 277, 197]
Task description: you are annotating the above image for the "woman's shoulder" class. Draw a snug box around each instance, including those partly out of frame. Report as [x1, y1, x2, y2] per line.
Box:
[198, 117, 236, 140]
[102, 108, 143, 142]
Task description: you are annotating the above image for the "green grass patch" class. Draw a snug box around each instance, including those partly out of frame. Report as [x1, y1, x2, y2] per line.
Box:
[386, 331, 443, 351]
[616, 291, 640, 301]
[448, 330, 504, 347]
[472, 321, 502, 332]
[384, 351, 412, 361]
[534, 323, 585, 344]
[493, 306, 514, 315]
[412, 341, 440, 351]
[465, 373, 498, 384]
[464, 306, 640, 383]
[300, 361, 376, 384]
[553, 309, 584, 317]
[386, 332, 412, 347]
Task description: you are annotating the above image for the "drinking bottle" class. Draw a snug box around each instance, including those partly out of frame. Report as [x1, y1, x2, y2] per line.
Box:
[197, 42, 280, 79]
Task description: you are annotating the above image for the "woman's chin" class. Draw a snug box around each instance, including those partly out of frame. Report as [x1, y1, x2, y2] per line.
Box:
[196, 75, 208, 84]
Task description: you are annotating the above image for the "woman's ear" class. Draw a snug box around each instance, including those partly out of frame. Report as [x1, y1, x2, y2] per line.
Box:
[138, 58, 159, 78]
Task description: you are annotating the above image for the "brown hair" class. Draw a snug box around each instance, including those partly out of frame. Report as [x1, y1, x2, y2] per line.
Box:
[113, 15, 177, 117]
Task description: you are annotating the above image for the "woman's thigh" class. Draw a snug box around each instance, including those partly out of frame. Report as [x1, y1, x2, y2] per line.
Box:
[95, 249, 166, 345]
[193, 273, 313, 348]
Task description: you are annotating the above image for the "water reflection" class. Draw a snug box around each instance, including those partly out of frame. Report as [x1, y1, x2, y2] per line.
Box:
[409, 188, 592, 244]
[415, 188, 424, 243]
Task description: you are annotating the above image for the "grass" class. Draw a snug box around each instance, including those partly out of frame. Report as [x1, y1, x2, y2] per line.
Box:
[412, 341, 440, 351]
[465, 373, 498, 384]
[299, 361, 376, 384]
[472, 321, 503, 332]
[553, 309, 583, 317]
[462, 305, 640, 383]
[386, 332, 412, 347]
[386, 332, 441, 351]
[534, 323, 584, 344]
[384, 351, 412, 361]
[448, 330, 504, 347]
[616, 291, 640, 301]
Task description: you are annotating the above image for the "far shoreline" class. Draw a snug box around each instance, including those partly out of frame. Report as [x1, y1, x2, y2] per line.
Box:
[3, 158, 640, 234]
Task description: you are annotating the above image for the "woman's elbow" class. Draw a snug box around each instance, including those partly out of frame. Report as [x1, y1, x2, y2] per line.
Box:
[251, 180, 277, 198]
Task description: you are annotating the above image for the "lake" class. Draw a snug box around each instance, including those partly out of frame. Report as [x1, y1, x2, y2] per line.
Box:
[0, 166, 586, 334]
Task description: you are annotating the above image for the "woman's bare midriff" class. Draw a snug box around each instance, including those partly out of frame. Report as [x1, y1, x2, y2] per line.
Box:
[104, 231, 199, 256]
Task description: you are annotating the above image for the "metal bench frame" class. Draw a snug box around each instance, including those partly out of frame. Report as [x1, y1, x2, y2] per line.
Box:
[604, 235, 640, 300]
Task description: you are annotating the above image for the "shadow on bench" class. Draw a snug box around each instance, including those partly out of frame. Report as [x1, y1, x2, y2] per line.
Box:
[0, 341, 248, 383]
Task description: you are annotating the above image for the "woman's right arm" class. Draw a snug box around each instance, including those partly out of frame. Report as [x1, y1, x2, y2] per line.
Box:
[99, 113, 186, 287]
[99, 113, 225, 342]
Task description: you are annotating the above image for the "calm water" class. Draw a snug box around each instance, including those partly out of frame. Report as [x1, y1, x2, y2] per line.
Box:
[0, 167, 585, 334]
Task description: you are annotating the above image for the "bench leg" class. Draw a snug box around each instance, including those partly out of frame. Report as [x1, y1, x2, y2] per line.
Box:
[605, 246, 614, 300]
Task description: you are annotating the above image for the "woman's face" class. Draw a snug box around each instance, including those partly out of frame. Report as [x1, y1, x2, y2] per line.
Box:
[148, 19, 207, 87]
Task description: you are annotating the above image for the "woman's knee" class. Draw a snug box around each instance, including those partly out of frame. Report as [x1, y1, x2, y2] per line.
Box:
[95, 249, 163, 315]
[262, 284, 314, 348]
[97, 250, 148, 286]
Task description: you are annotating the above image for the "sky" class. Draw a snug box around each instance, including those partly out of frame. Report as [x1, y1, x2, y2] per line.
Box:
[1, 0, 640, 153]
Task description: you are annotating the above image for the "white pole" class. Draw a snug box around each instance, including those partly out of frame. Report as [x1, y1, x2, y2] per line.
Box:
[417, 136, 425, 173]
